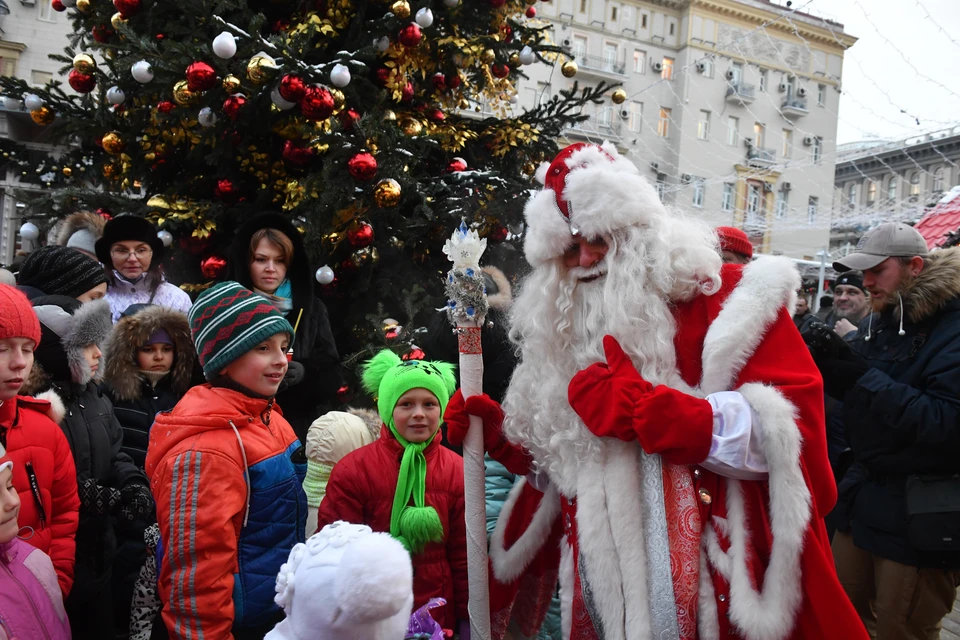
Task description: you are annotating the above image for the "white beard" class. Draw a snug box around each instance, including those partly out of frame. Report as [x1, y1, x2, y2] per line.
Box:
[503, 222, 721, 496]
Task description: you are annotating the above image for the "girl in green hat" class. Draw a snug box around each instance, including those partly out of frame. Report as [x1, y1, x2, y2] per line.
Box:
[316, 350, 468, 633]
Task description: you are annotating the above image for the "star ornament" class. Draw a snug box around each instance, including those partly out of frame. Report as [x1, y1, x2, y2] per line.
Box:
[442, 221, 487, 269]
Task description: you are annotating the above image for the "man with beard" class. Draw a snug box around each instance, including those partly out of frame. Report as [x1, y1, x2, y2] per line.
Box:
[829, 272, 871, 337]
[443, 143, 866, 640]
[813, 222, 960, 639]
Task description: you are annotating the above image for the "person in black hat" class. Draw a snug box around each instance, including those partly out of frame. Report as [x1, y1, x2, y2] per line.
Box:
[17, 245, 108, 302]
[831, 271, 870, 338]
[95, 215, 192, 322]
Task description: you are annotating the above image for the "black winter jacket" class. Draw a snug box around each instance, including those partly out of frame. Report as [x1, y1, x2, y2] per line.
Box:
[836, 248, 960, 568]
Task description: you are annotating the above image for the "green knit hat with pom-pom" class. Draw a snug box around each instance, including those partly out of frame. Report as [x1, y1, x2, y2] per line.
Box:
[361, 350, 457, 554]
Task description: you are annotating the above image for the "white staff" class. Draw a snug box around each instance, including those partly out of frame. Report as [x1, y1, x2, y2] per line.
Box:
[442, 221, 491, 639]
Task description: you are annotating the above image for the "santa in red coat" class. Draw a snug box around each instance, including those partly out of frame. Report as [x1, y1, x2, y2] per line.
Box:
[443, 142, 868, 640]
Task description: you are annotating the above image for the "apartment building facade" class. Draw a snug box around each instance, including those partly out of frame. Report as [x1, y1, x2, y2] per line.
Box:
[518, 0, 856, 259]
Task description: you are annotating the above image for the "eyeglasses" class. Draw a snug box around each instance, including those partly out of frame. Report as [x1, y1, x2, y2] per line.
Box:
[110, 247, 153, 260]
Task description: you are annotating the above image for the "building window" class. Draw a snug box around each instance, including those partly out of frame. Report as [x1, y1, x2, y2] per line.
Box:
[722, 183, 734, 212]
[934, 167, 945, 192]
[572, 36, 587, 59]
[817, 84, 826, 106]
[776, 190, 789, 218]
[909, 171, 921, 199]
[697, 110, 710, 140]
[657, 107, 670, 137]
[867, 179, 877, 205]
[38, 0, 55, 21]
[729, 62, 743, 85]
[656, 177, 665, 201]
[812, 136, 822, 164]
[693, 179, 705, 207]
[603, 43, 618, 70]
[753, 122, 765, 148]
[0, 57, 15, 77]
[847, 183, 857, 209]
[661, 57, 674, 80]
[31, 70, 52, 86]
[579, 0, 587, 13]
[628, 101, 642, 133]
[782, 129, 792, 158]
[747, 185, 761, 226]
[887, 175, 898, 201]
[611, 5, 617, 20]
[701, 58, 714, 78]
[808, 196, 818, 225]
[641, 13, 647, 28]
[758, 69, 768, 92]
[535, 81, 551, 105]
[633, 50, 646, 74]
[669, 22, 675, 36]
[727, 116, 739, 146]
[596, 106, 612, 126]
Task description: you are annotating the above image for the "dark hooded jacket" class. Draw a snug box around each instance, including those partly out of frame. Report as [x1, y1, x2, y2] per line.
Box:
[836, 247, 960, 568]
[102, 305, 196, 468]
[228, 212, 342, 441]
[23, 296, 148, 592]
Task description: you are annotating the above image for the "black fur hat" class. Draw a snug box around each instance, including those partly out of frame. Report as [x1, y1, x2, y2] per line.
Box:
[95, 215, 164, 267]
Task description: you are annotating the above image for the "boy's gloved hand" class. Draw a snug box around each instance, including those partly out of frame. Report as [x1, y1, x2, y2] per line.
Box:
[120, 483, 156, 523]
[278, 361, 305, 392]
[79, 478, 121, 515]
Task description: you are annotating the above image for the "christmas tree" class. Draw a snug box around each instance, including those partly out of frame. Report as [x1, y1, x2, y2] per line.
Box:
[0, 0, 610, 361]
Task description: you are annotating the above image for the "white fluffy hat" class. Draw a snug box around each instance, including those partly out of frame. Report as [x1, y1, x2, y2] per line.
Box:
[523, 141, 667, 266]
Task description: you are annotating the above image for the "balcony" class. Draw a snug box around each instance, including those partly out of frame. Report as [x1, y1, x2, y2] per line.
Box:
[725, 82, 756, 105]
[746, 145, 776, 168]
[781, 96, 808, 117]
[564, 116, 622, 141]
[573, 53, 627, 78]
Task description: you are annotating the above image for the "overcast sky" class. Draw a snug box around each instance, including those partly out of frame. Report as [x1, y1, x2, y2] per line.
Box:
[798, 0, 960, 145]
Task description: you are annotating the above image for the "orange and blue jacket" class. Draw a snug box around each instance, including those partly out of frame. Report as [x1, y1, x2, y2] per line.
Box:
[145, 384, 307, 640]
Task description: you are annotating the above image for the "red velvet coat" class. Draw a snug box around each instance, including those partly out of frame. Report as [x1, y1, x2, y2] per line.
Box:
[487, 258, 868, 640]
[1, 395, 80, 596]
[316, 428, 469, 630]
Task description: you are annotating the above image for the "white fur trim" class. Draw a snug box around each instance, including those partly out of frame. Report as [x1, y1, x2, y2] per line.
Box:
[560, 539, 574, 640]
[35, 390, 66, 425]
[700, 256, 800, 394]
[489, 478, 561, 583]
[534, 161, 550, 186]
[703, 383, 811, 640]
[697, 547, 720, 640]
[523, 189, 574, 266]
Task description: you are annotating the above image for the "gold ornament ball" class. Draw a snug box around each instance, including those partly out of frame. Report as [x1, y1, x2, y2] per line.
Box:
[322, 231, 342, 252]
[247, 54, 277, 84]
[222, 75, 241, 94]
[525, 0, 536, 5]
[373, 178, 402, 208]
[172, 80, 197, 106]
[62, 167, 73, 177]
[611, 88, 627, 105]
[73, 53, 96, 74]
[522, 161, 537, 176]
[102, 131, 124, 154]
[383, 110, 397, 122]
[330, 88, 345, 111]
[102, 162, 118, 178]
[30, 107, 55, 126]
[561, 60, 578, 78]
[110, 12, 126, 28]
[399, 116, 422, 136]
[390, 0, 410, 19]
[508, 53, 521, 67]
[481, 49, 496, 64]
[350, 246, 379, 267]
[75, 0, 90, 11]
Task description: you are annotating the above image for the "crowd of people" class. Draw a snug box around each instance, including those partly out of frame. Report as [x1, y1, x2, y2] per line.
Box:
[0, 141, 958, 640]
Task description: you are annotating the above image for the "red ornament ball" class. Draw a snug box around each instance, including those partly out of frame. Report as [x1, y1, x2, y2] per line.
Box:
[200, 254, 227, 280]
[185, 62, 217, 92]
[113, 0, 140, 17]
[156, 33, 165, 40]
[213, 178, 239, 203]
[490, 0, 506, 5]
[500, 24, 514, 41]
[95, 208, 113, 220]
[375, 68, 392, 86]
[400, 81, 415, 103]
[491, 63, 510, 79]
[446, 73, 461, 89]
[278, 74, 306, 102]
[179, 235, 211, 256]
[338, 109, 360, 130]
[92, 25, 113, 42]
[347, 222, 375, 248]
[525, 6, 536, 17]
[157, 101, 175, 113]
[51, 0, 66, 10]
[68, 69, 96, 93]
[402, 347, 426, 361]
[335, 384, 352, 403]
[222, 94, 247, 121]
[299, 85, 334, 120]
[282, 140, 314, 166]
[428, 108, 445, 122]
[398, 23, 422, 48]
[347, 152, 378, 181]
[446, 157, 468, 173]
[489, 225, 508, 243]
[432, 73, 447, 92]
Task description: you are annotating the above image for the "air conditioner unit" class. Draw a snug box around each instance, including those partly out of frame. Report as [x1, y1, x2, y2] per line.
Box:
[797, 86, 807, 97]
[561, 38, 573, 49]
[619, 108, 629, 118]
[681, 173, 693, 183]
[19, 0, 35, 5]
[782, 182, 792, 191]
[652, 61, 663, 72]
[802, 135, 814, 146]
[650, 161, 660, 172]
[725, 69, 735, 80]
[696, 61, 706, 73]
[744, 136, 754, 146]
[778, 82, 788, 92]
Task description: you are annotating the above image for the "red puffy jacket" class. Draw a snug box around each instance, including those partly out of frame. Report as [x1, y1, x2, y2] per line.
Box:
[317, 428, 468, 629]
[1, 395, 80, 596]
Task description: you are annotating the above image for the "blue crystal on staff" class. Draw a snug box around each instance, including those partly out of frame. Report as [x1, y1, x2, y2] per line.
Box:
[467, 306, 475, 317]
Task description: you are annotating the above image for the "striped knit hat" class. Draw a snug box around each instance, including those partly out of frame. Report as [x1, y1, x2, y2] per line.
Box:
[18, 246, 108, 299]
[188, 281, 294, 380]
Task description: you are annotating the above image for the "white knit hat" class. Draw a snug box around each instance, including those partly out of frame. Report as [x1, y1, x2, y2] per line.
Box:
[0, 439, 10, 475]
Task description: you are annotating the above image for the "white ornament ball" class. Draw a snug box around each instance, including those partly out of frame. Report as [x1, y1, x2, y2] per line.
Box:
[212, 31, 237, 59]
[330, 64, 351, 88]
[271, 87, 296, 110]
[443, 0, 459, 7]
[106, 86, 125, 105]
[415, 7, 434, 27]
[198, 107, 218, 127]
[19, 222, 39, 241]
[157, 230, 173, 247]
[375, 36, 391, 52]
[131, 60, 154, 83]
[2, 97, 22, 111]
[519, 46, 536, 65]
[23, 94, 44, 111]
[315, 265, 335, 285]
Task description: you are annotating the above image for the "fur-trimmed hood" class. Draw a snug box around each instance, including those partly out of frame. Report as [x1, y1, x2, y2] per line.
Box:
[55, 211, 106, 248]
[483, 266, 512, 311]
[902, 247, 960, 324]
[102, 305, 195, 403]
[24, 297, 113, 393]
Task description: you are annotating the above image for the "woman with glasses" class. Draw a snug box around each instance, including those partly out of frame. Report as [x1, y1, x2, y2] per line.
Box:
[94, 216, 192, 322]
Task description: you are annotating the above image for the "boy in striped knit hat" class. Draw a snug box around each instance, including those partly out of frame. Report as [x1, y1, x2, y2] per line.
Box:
[145, 281, 308, 640]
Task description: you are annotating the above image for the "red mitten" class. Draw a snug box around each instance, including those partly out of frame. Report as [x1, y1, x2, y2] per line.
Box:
[568, 336, 713, 465]
[444, 390, 532, 475]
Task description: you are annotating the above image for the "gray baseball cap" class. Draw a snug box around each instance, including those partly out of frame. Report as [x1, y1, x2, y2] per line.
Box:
[833, 222, 928, 272]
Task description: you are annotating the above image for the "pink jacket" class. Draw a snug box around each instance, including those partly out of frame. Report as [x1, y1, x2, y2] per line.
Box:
[0, 538, 71, 640]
